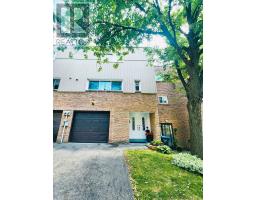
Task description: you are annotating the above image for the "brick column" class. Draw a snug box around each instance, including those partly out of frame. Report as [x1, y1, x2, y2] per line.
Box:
[56, 110, 74, 143]
[150, 111, 161, 140]
[108, 111, 129, 143]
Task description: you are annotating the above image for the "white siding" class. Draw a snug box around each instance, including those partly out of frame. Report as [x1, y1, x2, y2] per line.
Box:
[53, 48, 156, 93]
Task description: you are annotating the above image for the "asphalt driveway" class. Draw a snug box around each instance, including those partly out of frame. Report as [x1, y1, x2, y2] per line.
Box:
[53, 143, 146, 200]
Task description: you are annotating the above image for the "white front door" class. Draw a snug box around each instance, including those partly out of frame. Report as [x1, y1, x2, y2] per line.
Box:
[129, 112, 150, 141]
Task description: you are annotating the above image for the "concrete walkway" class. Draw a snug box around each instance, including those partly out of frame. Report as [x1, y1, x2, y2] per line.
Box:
[53, 143, 146, 200]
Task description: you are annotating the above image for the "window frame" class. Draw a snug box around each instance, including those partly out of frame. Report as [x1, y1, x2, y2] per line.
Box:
[53, 78, 61, 90]
[160, 123, 173, 138]
[135, 80, 141, 92]
[111, 81, 122, 91]
[88, 80, 122, 91]
[158, 96, 168, 104]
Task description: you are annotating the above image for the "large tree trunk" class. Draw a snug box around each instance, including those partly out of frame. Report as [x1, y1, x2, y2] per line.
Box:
[187, 98, 203, 159]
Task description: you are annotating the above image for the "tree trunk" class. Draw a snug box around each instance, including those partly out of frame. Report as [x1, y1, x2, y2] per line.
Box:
[187, 98, 203, 159]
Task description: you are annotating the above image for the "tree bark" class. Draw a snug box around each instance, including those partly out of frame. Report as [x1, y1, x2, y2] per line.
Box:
[187, 97, 203, 159]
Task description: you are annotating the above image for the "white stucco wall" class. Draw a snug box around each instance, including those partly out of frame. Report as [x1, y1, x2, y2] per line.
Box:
[53, 47, 157, 93]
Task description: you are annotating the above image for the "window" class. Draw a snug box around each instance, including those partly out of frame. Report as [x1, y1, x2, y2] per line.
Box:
[99, 81, 111, 91]
[135, 80, 140, 92]
[89, 81, 99, 90]
[142, 117, 145, 131]
[53, 79, 60, 90]
[111, 81, 122, 91]
[88, 81, 122, 91]
[132, 117, 135, 130]
[158, 96, 168, 104]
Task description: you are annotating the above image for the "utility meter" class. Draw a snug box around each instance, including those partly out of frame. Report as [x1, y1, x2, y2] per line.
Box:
[63, 120, 69, 127]
[64, 111, 71, 116]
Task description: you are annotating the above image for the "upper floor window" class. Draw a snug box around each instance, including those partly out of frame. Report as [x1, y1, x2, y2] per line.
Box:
[158, 96, 168, 104]
[53, 79, 60, 90]
[135, 80, 140, 92]
[88, 81, 122, 91]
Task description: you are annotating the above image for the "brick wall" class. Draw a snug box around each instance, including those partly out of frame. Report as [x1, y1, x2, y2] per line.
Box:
[156, 82, 190, 148]
[53, 91, 160, 143]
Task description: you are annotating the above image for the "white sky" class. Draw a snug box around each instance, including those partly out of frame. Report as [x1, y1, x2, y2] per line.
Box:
[141, 35, 168, 48]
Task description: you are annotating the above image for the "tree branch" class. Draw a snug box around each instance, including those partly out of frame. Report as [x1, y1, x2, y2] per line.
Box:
[167, 0, 177, 41]
[174, 60, 188, 92]
[192, 0, 203, 21]
[94, 21, 165, 35]
[199, 48, 203, 56]
[134, 2, 147, 14]
[150, 1, 190, 66]
[154, 0, 162, 16]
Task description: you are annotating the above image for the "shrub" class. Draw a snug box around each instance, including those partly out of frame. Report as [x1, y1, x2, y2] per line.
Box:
[171, 153, 203, 175]
[150, 140, 164, 146]
[56, 44, 67, 52]
[156, 145, 172, 154]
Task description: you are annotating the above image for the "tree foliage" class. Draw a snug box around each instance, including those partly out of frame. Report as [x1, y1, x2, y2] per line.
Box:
[59, 0, 203, 158]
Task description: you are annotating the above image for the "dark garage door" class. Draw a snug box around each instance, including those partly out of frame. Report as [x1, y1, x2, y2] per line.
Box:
[69, 111, 110, 143]
[53, 110, 62, 142]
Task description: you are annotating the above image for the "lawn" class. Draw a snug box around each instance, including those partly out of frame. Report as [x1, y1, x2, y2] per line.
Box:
[124, 150, 203, 200]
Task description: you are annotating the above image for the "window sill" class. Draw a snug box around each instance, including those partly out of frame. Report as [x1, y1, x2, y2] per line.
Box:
[86, 90, 123, 93]
[159, 103, 169, 105]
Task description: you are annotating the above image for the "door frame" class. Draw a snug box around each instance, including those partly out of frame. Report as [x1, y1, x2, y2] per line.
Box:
[129, 112, 150, 143]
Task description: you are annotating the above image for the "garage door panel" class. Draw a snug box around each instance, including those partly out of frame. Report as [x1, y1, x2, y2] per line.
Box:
[72, 124, 109, 132]
[69, 111, 110, 143]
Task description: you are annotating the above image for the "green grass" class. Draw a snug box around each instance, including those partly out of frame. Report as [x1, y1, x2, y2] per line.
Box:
[124, 150, 203, 200]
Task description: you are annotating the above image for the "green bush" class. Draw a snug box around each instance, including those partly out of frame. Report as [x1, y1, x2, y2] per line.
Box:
[171, 153, 203, 175]
[56, 44, 67, 52]
[156, 145, 172, 154]
[150, 140, 164, 146]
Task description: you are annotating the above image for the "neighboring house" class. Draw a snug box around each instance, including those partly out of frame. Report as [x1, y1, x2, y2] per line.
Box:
[53, 47, 190, 148]
[155, 66, 190, 148]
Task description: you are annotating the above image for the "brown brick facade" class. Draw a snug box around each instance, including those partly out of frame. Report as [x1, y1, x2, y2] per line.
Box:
[156, 82, 190, 148]
[53, 91, 161, 143]
[54, 83, 189, 147]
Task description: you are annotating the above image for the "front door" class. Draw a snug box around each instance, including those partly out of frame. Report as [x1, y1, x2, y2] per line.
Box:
[129, 112, 150, 142]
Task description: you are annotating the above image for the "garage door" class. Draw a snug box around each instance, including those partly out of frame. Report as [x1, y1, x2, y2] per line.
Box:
[53, 110, 62, 142]
[69, 111, 110, 143]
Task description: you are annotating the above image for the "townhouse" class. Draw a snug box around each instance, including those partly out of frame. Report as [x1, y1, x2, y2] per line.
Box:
[53, 47, 190, 148]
